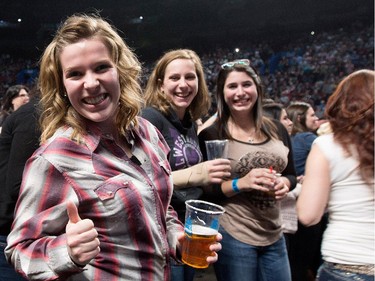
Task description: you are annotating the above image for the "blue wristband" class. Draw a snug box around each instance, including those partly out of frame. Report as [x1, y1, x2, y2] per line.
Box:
[232, 178, 240, 193]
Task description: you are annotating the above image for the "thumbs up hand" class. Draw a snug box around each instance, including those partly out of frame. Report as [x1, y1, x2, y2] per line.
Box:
[66, 201, 100, 266]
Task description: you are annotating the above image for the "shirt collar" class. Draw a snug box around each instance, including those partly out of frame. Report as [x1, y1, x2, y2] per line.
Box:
[54, 122, 138, 153]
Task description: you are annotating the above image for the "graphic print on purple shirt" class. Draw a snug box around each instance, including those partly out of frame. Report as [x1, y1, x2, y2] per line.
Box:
[169, 127, 202, 170]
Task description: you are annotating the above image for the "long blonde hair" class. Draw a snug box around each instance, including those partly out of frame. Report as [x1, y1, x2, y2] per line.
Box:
[143, 49, 210, 121]
[38, 13, 143, 143]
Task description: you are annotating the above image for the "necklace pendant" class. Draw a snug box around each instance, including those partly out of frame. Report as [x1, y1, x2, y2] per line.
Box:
[248, 138, 254, 143]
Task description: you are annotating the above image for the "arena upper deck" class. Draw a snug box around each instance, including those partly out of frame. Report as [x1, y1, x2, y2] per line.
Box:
[0, 0, 373, 61]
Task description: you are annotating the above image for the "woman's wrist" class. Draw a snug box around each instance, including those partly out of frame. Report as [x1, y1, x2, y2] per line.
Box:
[232, 178, 240, 193]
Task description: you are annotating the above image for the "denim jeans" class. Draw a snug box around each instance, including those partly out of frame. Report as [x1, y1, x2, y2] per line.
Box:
[170, 259, 195, 281]
[214, 228, 291, 281]
[317, 262, 374, 281]
[0, 235, 27, 281]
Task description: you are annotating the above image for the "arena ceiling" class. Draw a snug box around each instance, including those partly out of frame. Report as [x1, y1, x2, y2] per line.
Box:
[0, 0, 373, 61]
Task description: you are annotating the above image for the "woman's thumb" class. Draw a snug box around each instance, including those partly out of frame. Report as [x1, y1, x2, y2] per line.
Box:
[67, 201, 81, 223]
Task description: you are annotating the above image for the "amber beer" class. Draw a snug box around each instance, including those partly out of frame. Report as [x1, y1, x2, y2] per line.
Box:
[182, 200, 225, 268]
[181, 225, 218, 268]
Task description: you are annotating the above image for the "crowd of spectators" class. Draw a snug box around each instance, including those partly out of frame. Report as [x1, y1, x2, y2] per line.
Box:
[1, 21, 373, 120]
[197, 21, 373, 118]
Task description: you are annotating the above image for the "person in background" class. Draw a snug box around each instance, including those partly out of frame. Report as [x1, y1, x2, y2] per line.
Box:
[263, 102, 299, 237]
[286, 101, 319, 176]
[0, 85, 30, 128]
[198, 59, 296, 281]
[263, 102, 293, 135]
[286, 101, 325, 280]
[141, 49, 231, 281]
[297, 69, 374, 281]
[0, 87, 39, 280]
[4, 14, 221, 280]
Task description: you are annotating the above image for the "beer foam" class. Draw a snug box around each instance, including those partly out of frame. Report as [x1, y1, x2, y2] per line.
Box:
[191, 225, 218, 236]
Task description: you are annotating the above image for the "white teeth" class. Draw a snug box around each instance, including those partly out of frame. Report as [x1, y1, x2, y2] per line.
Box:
[84, 94, 105, 105]
[176, 92, 189, 97]
[235, 98, 250, 103]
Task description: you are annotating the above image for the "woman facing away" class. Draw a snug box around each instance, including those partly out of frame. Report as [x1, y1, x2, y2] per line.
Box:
[141, 49, 231, 281]
[5, 14, 222, 281]
[297, 69, 374, 281]
[198, 59, 297, 281]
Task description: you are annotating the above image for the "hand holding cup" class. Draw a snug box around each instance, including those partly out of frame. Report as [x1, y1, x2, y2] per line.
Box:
[181, 200, 225, 268]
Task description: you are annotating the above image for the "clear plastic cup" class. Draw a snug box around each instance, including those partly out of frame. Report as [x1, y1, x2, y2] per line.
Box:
[205, 140, 228, 160]
[181, 200, 225, 268]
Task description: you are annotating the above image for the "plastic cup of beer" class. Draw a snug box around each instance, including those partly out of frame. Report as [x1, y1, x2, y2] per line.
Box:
[205, 139, 229, 160]
[181, 200, 225, 268]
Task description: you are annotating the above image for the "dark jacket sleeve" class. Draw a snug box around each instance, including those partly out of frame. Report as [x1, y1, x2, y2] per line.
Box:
[274, 120, 297, 190]
[0, 100, 40, 235]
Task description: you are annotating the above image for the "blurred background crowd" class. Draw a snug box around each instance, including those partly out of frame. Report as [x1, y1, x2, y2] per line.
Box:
[0, 20, 373, 119]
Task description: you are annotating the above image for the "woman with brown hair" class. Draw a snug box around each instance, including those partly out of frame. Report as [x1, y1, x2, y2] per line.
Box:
[142, 49, 230, 281]
[298, 70, 374, 280]
[198, 59, 296, 281]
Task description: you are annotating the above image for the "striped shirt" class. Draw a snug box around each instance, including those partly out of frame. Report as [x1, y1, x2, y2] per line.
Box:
[5, 117, 184, 281]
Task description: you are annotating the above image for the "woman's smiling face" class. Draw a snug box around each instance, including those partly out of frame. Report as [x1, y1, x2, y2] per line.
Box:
[160, 58, 198, 119]
[60, 38, 120, 128]
[223, 70, 258, 115]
